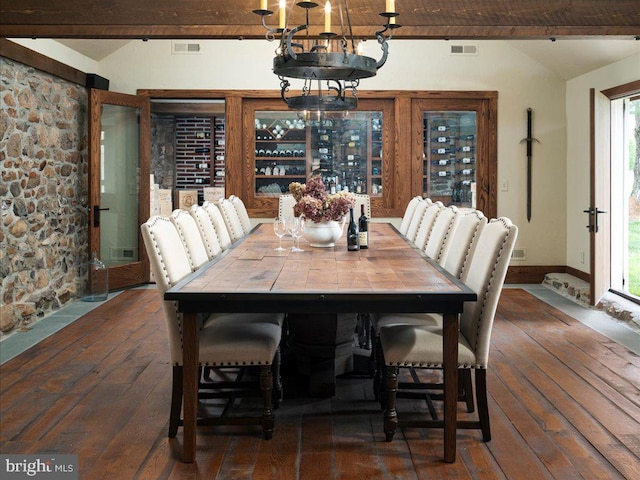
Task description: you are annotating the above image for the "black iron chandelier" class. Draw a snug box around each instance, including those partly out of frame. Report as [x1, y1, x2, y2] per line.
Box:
[253, 0, 401, 110]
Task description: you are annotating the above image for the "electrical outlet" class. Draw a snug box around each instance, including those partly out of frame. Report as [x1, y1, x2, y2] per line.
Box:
[580, 251, 585, 264]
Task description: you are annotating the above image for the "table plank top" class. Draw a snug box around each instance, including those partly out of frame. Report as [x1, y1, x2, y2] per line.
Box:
[166, 223, 476, 314]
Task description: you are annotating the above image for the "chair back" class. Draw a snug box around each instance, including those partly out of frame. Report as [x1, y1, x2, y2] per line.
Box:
[354, 194, 371, 219]
[405, 200, 430, 242]
[459, 217, 518, 367]
[424, 205, 458, 260]
[414, 202, 444, 250]
[202, 201, 232, 250]
[189, 205, 222, 260]
[170, 209, 210, 270]
[399, 196, 423, 235]
[141, 216, 193, 364]
[279, 194, 297, 219]
[217, 198, 245, 243]
[443, 210, 487, 278]
[228, 195, 252, 234]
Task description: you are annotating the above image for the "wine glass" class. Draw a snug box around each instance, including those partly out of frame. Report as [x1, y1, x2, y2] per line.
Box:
[285, 216, 301, 252]
[284, 216, 297, 250]
[291, 215, 306, 252]
[273, 217, 287, 251]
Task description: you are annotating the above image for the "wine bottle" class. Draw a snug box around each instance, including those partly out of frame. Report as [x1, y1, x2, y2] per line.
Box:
[347, 208, 360, 251]
[358, 204, 368, 249]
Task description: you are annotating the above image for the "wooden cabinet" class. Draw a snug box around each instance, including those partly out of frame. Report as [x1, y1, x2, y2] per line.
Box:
[140, 90, 496, 219]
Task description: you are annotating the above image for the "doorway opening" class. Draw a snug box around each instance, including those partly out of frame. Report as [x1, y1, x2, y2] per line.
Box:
[611, 94, 640, 302]
[149, 99, 226, 211]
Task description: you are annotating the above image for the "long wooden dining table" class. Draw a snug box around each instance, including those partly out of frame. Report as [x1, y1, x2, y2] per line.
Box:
[165, 222, 476, 463]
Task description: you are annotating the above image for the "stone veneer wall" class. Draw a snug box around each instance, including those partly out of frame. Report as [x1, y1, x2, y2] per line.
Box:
[0, 57, 89, 334]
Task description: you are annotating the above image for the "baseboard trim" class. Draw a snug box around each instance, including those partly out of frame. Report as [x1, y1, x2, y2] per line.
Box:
[565, 266, 590, 283]
[506, 265, 590, 284]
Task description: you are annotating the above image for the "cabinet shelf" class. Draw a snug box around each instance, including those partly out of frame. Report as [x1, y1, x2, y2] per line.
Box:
[256, 174, 305, 179]
[256, 157, 306, 161]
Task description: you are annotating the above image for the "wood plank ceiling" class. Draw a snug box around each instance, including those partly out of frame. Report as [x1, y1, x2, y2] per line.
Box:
[1, 0, 639, 39]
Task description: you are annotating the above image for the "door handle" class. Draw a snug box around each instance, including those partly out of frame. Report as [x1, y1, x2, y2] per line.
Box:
[583, 207, 606, 233]
[93, 205, 110, 227]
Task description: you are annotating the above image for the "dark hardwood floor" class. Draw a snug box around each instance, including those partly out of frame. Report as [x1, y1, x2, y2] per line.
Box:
[1, 288, 639, 479]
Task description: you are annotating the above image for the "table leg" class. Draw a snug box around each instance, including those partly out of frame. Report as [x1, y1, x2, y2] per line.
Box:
[182, 312, 199, 463]
[443, 312, 459, 463]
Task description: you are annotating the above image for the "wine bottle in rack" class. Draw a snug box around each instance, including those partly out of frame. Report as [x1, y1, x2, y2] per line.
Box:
[358, 204, 368, 249]
[347, 208, 360, 251]
[431, 147, 452, 155]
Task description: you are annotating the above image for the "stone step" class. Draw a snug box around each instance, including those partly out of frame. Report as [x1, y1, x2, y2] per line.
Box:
[542, 272, 640, 333]
[542, 272, 591, 306]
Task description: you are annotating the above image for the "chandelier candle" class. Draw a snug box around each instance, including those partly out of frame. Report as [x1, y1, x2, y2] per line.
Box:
[279, 0, 286, 29]
[386, 0, 395, 13]
[325, 2, 331, 33]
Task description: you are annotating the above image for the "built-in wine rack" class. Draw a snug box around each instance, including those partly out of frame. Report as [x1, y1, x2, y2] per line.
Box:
[422, 112, 477, 207]
[213, 116, 225, 188]
[254, 115, 308, 195]
[253, 111, 383, 196]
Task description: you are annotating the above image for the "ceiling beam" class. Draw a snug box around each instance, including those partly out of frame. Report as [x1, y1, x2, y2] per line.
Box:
[1, 25, 639, 40]
[1, 0, 639, 40]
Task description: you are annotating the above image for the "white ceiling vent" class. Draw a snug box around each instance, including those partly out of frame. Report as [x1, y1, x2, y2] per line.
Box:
[450, 44, 478, 56]
[172, 41, 202, 55]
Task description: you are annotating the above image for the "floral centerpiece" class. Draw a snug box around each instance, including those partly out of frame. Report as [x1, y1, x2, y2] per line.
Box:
[289, 176, 355, 222]
[288, 176, 356, 247]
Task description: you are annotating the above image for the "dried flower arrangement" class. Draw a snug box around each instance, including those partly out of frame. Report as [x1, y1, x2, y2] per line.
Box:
[289, 176, 356, 223]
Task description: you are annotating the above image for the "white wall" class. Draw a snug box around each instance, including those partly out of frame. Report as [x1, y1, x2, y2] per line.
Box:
[565, 52, 640, 273]
[10, 38, 99, 73]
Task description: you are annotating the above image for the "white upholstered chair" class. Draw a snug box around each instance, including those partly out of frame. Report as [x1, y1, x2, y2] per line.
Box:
[278, 194, 297, 219]
[442, 209, 487, 278]
[354, 193, 371, 219]
[404, 200, 431, 243]
[376, 208, 486, 335]
[423, 205, 459, 261]
[217, 198, 245, 243]
[202, 201, 232, 250]
[229, 195, 253, 234]
[399, 196, 424, 236]
[141, 216, 284, 440]
[413, 202, 443, 250]
[170, 209, 210, 270]
[379, 217, 518, 442]
[189, 205, 223, 260]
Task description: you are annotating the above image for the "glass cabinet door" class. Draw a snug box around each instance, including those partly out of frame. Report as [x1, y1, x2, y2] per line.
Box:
[422, 111, 477, 207]
[254, 111, 308, 195]
[309, 111, 383, 196]
[253, 110, 384, 197]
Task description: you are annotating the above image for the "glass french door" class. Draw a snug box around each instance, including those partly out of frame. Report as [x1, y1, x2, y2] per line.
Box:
[89, 90, 150, 291]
